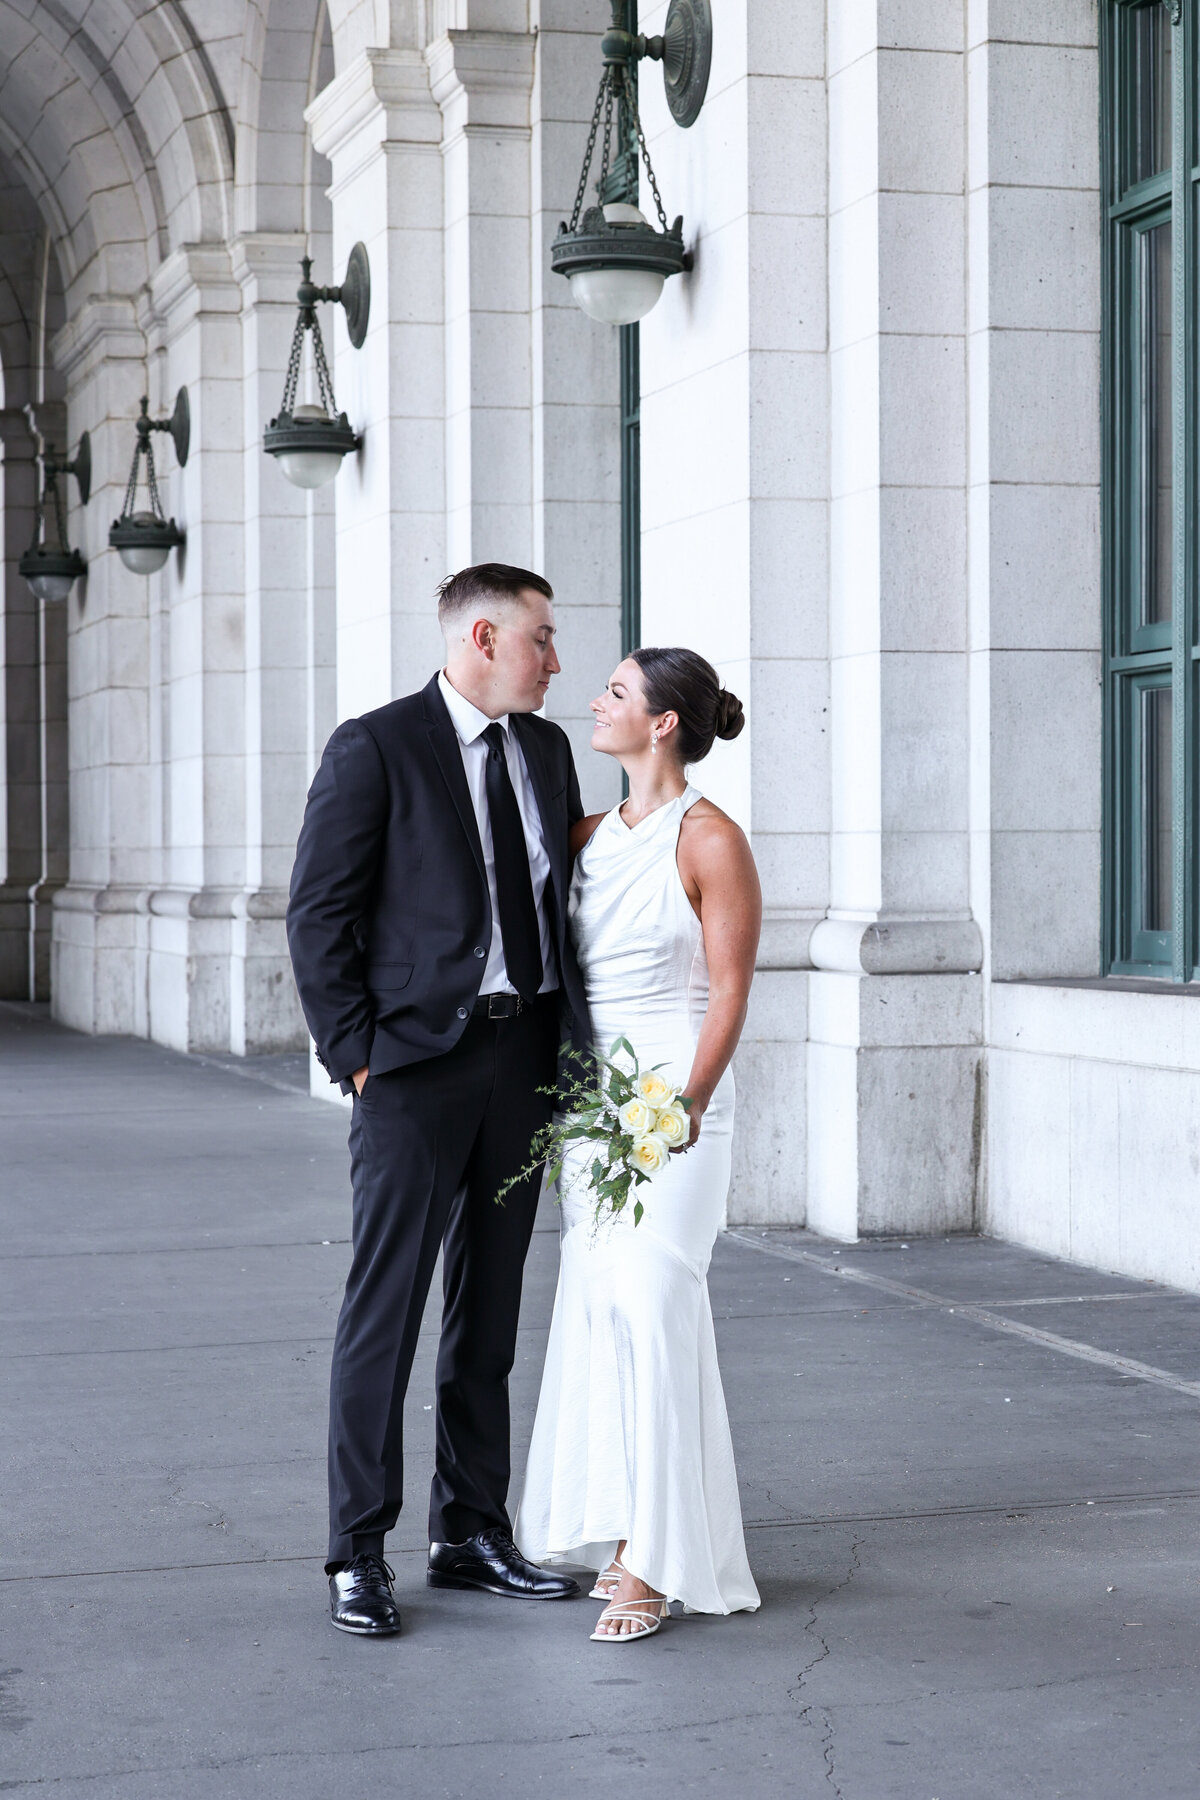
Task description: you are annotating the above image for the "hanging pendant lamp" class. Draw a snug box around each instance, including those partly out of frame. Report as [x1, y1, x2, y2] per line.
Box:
[552, 0, 711, 326]
[19, 434, 90, 602]
[108, 391, 189, 574]
[263, 246, 369, 489]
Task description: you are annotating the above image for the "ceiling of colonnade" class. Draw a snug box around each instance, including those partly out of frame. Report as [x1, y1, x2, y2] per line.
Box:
[0, 0, 346, 321]
[0, 143, 65, 414]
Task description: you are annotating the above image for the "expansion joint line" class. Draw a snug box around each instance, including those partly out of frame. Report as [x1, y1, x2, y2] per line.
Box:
[725, 1231, 1200, 1402]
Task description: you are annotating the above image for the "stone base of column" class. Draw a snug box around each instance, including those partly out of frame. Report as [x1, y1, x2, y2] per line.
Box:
[727, 969, 810, 1227]
[0, 881, 62, 1001]
[806, 970, 983, 1241]
[51, 885, 304, 1054]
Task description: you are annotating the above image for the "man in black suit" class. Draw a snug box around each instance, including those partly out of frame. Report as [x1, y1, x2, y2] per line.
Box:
[287, 563, 592, 1636]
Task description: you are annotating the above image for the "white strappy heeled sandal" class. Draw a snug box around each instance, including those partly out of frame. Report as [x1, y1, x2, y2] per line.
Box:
[589, 1557, 629, 1600]
[589, 1594, 669, 1644]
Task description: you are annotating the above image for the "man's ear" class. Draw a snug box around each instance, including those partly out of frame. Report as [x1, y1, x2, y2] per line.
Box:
[470, 617, 496, 658]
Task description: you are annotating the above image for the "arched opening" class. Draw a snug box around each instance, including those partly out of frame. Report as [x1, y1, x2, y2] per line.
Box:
[0, 149, 67, 1000]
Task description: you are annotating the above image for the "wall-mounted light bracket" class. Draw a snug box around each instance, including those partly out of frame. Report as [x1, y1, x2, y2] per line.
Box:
[108, 392, 188, 574]
[551, 1, 708, 325]
[263, 246, 369, 489]
[18, 432, 91, 602]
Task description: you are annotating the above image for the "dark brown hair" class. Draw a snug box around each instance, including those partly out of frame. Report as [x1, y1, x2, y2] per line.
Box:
[629, 646, 745, 765]
[437, 563, 554, 632]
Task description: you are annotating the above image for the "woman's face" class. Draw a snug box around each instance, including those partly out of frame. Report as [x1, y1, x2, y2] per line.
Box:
[590, 658, 655, 759]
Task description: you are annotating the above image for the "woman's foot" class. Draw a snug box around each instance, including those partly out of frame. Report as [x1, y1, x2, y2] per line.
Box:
[590, 1568, 667, 1641]
[590, 1540, 630, 1600]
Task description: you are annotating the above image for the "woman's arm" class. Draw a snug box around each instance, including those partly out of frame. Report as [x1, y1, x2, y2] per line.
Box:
[676, 807, 762, 1148]
[570, 812, 609, 861]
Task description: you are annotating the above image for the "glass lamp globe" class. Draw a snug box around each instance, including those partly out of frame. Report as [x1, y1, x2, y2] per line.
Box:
[27, 569, 76, 604]
[568, 205, 667, 326]
[117, 514, 172, 575]
[275, 404, 349, 490]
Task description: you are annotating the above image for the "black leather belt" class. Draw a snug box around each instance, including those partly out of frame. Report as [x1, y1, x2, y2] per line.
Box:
[471, 992, 528, 1020]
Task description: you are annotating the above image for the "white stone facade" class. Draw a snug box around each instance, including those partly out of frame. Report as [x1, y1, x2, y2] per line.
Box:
[0, 1, 1194, 1290]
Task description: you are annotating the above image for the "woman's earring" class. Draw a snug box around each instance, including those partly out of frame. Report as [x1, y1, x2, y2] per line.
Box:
[651, 730, 658, 755]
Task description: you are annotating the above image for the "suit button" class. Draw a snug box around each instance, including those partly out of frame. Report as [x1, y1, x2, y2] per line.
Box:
[473, 946, 485, 958]
[457, 1006, 469, 1020]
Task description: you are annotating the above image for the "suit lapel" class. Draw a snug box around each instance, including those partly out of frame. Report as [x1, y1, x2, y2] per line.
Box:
[422, 676, 486, 879]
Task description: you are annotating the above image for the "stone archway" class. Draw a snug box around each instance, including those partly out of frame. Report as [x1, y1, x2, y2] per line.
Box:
[0, 165, 68, 999]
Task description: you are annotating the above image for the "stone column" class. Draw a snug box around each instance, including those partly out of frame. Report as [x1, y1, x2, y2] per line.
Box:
[530, 1, 623, 812]
[305, 45, 446, 1097]
[51, 298, 156, 1039]
[307, 47, 447, 725]
[807, 4, 982, 1238]
[137, 248, 248, 1054]
[231, 232, 317, 1054]
[427, 15, 537, 572]
[0, 412, 45, 996]
[636, 0, 829, 1222]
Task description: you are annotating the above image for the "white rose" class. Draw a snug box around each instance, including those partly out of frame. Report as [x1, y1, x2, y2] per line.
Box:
[618, 1096, 656, 1135]
[636, 1069, 676, 1109]
[653, 1102, 689, 1147]
[628, 1132, 668, 1175]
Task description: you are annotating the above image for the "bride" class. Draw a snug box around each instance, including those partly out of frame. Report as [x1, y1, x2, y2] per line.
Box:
[514, 645, 762, 1642]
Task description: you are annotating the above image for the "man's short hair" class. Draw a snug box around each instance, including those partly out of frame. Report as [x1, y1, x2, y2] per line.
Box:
[436, 563, 554, 636]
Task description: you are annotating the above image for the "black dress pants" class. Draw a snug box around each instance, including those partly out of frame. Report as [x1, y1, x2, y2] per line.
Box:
[326, 997, 558, 1567]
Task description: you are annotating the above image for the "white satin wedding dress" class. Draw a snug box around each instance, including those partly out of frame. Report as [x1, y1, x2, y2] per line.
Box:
[514, 785, 760, 1616]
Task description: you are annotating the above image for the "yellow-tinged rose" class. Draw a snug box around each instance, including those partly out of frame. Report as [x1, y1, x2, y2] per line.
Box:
[618, 1096, 656, 1135]
[653, 1102, 689, 1147]
[628, 1132, 668, 1175]
[637, 1070, 675, 1108]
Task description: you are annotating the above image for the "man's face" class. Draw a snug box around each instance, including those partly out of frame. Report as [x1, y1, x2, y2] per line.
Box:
[488, 591, 561, 713]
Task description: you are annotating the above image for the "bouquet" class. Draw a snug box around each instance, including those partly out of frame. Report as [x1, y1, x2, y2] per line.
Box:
[495, 1036, 692, 1227]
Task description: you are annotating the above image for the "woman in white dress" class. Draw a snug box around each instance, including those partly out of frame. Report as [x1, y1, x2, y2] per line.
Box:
[514, 646, 762, 1643]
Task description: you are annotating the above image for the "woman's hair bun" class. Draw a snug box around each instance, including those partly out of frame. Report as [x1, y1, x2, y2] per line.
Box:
[714, 689, 744, 742]
[629, 645, 742, 764]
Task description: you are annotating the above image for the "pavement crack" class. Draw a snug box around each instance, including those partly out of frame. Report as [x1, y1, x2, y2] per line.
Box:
[790, 1537, 862, 1799]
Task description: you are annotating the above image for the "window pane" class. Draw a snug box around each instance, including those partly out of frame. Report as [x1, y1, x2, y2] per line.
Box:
[1131, 4, 1172, 184]
[1140, 684, 1173, 933]
[1139, 219, 1173, 626]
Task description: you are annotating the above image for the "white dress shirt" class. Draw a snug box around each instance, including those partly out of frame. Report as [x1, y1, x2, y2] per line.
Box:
[437, 670, 557, 996]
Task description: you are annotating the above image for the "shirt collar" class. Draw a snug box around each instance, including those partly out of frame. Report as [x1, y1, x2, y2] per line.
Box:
[438, 670, 509, 746]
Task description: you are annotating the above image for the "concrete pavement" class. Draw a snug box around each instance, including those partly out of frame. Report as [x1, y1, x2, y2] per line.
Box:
[2, 1001, 1198, 1798]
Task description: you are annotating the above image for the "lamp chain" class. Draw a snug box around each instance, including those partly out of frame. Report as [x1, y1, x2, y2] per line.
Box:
[568, 74, 610, 232]
[310, 316, 339, 417]
[144, 440, 166, 521]
[567, 58, 671, 236]
[279, 307, 340, 419]
[279, 312, 307, 417]
[120, 444, 141, 521]
[598, 70, 617, 193]
[620, 66, 670, 232]
[121, 436, 167, 523]
[49, 470, 69, 551]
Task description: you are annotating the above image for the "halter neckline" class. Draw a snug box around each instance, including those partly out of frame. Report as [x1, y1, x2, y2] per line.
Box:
[612, 783, 700, 836]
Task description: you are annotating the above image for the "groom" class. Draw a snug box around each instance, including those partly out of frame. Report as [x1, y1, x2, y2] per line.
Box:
[287, 563, 592, 1636]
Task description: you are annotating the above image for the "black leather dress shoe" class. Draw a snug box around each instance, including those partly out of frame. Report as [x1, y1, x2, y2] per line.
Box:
[329, 1553, 401, 1635]
[427, 1528, 580, 1599]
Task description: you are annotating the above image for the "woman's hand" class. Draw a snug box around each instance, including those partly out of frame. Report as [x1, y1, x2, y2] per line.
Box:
[672, 1096, 706, 1153]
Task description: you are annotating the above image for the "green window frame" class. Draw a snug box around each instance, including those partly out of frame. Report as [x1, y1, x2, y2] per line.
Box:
[1102, 0, 1196, 979]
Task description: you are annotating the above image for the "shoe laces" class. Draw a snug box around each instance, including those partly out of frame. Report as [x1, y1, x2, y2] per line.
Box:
[476, 1526, 513, 1555]
[345, 1552, 394, 1586]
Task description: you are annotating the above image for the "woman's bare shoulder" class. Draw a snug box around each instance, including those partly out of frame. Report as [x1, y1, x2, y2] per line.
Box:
[679, 795, 749, 849]
[570, 811, 609, 858]
[678, 797, 756, 881]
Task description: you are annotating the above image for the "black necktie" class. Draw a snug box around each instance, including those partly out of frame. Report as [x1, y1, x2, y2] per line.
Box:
[482, 723, 543, 1002]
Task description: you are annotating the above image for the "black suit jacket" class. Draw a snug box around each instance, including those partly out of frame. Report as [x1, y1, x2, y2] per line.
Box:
[286, 674, 592, 1089]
